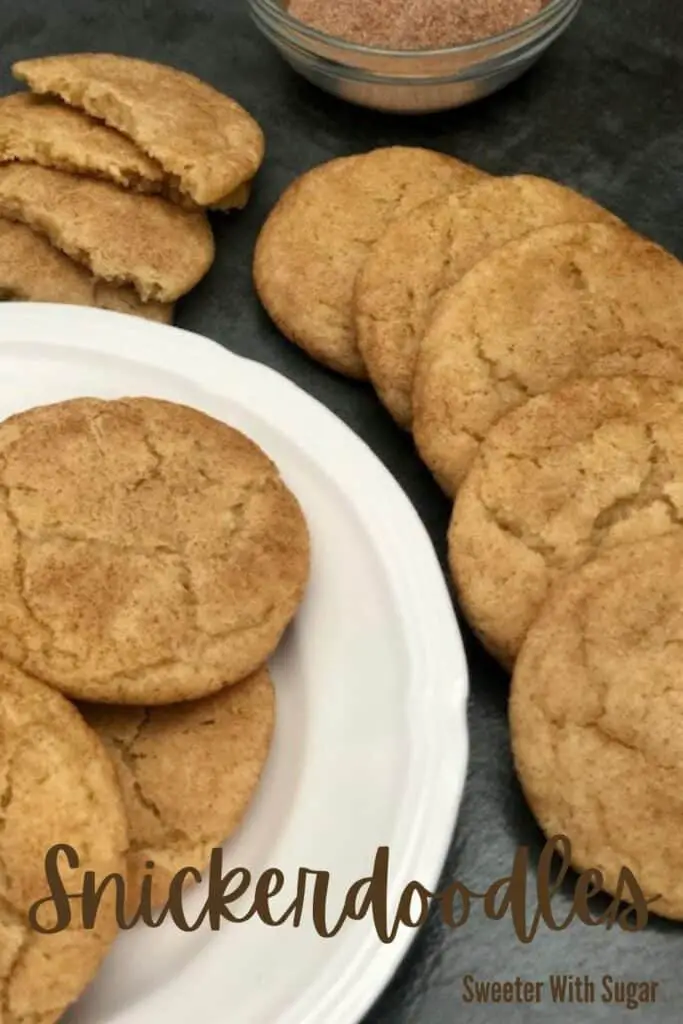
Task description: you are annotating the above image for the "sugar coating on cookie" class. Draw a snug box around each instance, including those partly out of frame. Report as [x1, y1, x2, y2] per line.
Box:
[0, 216, 172, 321]
[413, 222, 683, 495]
[510, 533, 683, 922]
[81, 666, 275, 911]
[450, 375, 683, 668]
[356, 175, 619, 429]
[13, 53, 265, 208]
[0, 163, 214, 302]
[0, 92, 167, 191]
[0, 660, 128, 1024]
[0, 397, 310, 704]
[254, 147, 486, 379]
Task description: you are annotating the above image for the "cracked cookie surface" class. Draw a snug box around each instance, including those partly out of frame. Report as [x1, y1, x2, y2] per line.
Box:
[412, 221, 683, 495]
[0, 660, 127, 1024]
[450, 376, 683, 668]
[355, 175, 619, 429]
[0, 397, 310, 704]
[253, 147, 486, 379]
[81, 666, 274, 911]
[510, 533, 683, 921]
[0, 164, 214, 302]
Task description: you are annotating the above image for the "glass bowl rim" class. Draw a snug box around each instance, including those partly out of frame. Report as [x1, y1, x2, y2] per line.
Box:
[250, 0, 579, 60]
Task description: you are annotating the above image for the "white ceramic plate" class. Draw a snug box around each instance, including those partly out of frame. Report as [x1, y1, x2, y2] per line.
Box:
[0, 303, 469, 1024]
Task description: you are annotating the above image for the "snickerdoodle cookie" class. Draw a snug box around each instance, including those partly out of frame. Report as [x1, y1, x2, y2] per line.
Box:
[254, 147, 485, 378]
[0, 397, 310, 704]
[510, 533, 683, 922]
[82, 666, 275, 911]
[0, 217, 172, 321]
[0, 660, 128, 1024]
[413, 222, 683, 495]
[0, 92, 168, 194]
[0, 164, 214, 302]
[450, 376, 683, 668]
[356, 175, 619, 428]
[13, 54, 264, 209]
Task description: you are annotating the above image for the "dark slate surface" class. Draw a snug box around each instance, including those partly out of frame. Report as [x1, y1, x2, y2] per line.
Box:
[2, 0, 681, 1020]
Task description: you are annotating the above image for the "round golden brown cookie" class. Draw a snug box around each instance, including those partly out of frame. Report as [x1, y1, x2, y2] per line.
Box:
[0, 660, 128, 1024]
[0, 217, 172, 322]
[356, 175, 620, 429]
[253, 147, 486, 379]
[510, 533, 683, 922]
[0, 397, 310, 704]
[450, 375, 683, 669]
[13, 54, 265, 209]
[0, 163, 214, 302]
[413, 222, 683, 496]
[81, 666, 275, 912]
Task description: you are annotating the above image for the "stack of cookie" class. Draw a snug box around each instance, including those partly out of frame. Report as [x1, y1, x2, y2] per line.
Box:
[0, 396, 310, 1022]
[0, 53, 265, 320]
[255, 148, 683, 918]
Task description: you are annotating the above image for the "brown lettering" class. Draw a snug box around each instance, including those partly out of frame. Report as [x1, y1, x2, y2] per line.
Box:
[28, 845, 80, 934]
[81, 870, 128, 929]
[394, 881, 433, 930]
[308, 869, 341, 938]
[265, 868, 309, 928]
[27, 840, 657, 945]
[614, 868, 658, 933]
[364, 847, 392, 943]
[204, 849, 253, 929]
[252, 869, 286, 926]
[484, 845, 536, 942]
[318, 847, 394, 941]
[305, 847, 396, 942]
[535, 835, 576, 935]
[128, 861, 172, 928]
[438, 879, 473, 929]
[573, 869, 607, 926]
[166, 867, 205, 931]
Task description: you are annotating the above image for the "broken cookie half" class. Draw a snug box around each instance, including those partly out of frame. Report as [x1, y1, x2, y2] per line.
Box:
[0, 163, 214, 303]
[13, 53, 265, 209]
[0, 217, 172, 321]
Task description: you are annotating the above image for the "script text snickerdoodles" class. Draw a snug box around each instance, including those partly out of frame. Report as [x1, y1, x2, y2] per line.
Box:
[356, 175, 619, 428]
[0, 397, 310, 704]
[413, 222, 683, 495]
[82, 666, 275, 912]
[13, 53, 265, 209]
[254, 147, 486, 378]
[510, 533, 683, 922]
[0, 163, 214, 302]
[0, 660, 128, 1024]
[450, 375, 683, 667]
[0, 216, 173, 321]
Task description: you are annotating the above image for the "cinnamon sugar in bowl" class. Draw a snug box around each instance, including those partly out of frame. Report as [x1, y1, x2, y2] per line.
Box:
[248, 0, 582, 113]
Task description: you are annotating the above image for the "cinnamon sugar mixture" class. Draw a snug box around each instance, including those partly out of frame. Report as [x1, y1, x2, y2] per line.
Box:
[287, 0, 548, 50]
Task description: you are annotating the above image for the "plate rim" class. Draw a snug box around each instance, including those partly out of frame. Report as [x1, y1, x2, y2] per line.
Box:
[0, 302, 470, 1024]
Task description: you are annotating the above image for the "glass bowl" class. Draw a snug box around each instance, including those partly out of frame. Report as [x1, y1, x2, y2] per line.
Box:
[248, 0, 582, 114]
